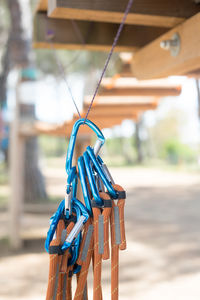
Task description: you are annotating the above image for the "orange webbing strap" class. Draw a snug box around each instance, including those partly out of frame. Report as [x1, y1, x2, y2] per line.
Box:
[56, 221, 75, 300]
[56, 273, 65, 300]
[92, 205, 102, 300]
[91, 254, 102, 300]
[60, 221, 75, 273]
[76, 219, 91, 266]
[110, 203, 119, 300]
[112, 184, 126, 251]
[110, 184, 126, 300]
[46, 219, 65, 300]
[66, 265, 73, 300]
[74, 219, 94, 300]
[76, 273, 88, 300]
[100, 192, 112, 260]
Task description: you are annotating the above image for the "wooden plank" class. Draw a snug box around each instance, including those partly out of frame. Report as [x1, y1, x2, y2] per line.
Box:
[73, 114, 138, 124]
[85, 95, 158, 105]
[131, 13, 200, 79]
[100, 86, 181, 97]
[48, 0, 200, 28]
[20, 111, 139, 137]
[83, 102, 158, 116]
[33, 12, 167, 52]
[35, 113, 139, 136]
[186, 68, 200, 78]
[37, 0, 48, 11]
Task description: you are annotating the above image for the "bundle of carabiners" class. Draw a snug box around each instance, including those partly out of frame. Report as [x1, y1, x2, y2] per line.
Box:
[45, 119, 126, 300]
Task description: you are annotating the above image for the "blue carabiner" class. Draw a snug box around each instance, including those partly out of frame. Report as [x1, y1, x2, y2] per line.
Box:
[83, 151, 103, 206]
[78, 156, 93, 216]
[65, 119, 105, 184]
[45, 199, 65, 252]
[61, 200, 81, 252]
[73, 198, 89, 222]
[86, 146, 118, 199]
[67, 199, 89, 266]
[62, 198, 89, 253]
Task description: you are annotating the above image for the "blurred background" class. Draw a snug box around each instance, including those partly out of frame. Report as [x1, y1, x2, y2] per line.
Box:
[1, 0, 200, 299]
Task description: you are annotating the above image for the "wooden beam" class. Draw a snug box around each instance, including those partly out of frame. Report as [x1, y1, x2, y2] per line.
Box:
[85, 95, 158, 105]
[48, 0, 200, 28]
[33, 12, 167, 52]
[35, 112, 140, 136]
[83, 102, 158, 116]
[131, 13, 200, 79]
[37, 0, 48, 11]
[100, 86, 181, 97]
[21, 112, 138, 137]
[186, 68, 200, 78]
[73, 113, 138, 124]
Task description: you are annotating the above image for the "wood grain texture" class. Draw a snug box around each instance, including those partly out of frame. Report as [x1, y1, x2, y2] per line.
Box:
[48, 0, 200, 27]
[33, 12, 167, 52]
[131, 13, 200, 79]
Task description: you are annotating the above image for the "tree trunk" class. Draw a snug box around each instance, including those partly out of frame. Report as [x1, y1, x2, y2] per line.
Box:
[20, 103, 47, 203]
[135, 120, 143, 164]
[1, 0, 47, 202]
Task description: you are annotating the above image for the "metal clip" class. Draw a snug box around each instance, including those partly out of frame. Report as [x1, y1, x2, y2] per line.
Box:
[66, 216, 86, 244]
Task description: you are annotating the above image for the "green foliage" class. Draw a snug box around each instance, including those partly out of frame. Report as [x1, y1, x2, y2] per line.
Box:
[103, 137, 137, 166]
[38, 136, 67, 157]
[161, 139, 197, 164]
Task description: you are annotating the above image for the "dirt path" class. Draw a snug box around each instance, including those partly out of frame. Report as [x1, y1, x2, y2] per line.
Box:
[1, 167, 200, 299]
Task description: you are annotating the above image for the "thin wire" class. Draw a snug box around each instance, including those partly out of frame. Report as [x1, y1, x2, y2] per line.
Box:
[46, 29, 82, 118]
[84, 0, 134, 122]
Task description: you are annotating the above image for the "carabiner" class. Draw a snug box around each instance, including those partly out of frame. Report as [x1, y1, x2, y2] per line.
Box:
[65, 118, 105, 182]
[45, 199, 65, 252]
[78, 156, 93, 216]
[67, 202, 82, 266]
[97, 155, 115, 184]
[86, 146, 118, 199]
[62, 199, 89, 252]
[83, 151, 103, 206]
[67, 199, 89, 266]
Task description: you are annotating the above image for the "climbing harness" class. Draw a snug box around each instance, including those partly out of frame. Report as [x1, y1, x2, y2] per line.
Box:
[45, 119, 127, 299]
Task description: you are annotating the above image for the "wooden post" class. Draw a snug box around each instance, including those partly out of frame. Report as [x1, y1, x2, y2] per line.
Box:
[9, 79, 25, 250]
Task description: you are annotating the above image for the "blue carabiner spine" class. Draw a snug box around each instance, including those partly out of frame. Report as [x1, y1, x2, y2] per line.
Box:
[45, 200, 65, 252]
[83, 151, 103, 206]
[78, 156, 93, 216]
[86, 146, 117, 199]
